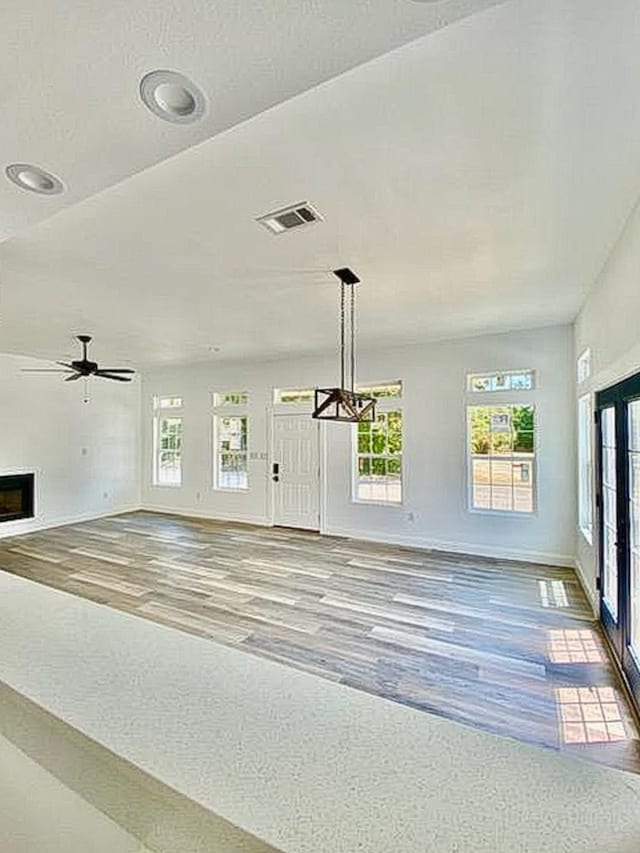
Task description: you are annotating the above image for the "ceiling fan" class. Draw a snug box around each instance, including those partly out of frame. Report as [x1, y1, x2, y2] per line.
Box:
[22, 335, 135, 383]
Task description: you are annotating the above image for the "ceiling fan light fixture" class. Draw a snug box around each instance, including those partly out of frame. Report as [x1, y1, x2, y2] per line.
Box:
[5, 163, 64, 195]
[139, 70, 207, 124]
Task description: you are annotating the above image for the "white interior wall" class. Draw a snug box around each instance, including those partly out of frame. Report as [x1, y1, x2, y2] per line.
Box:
[0, 353, 140, 538]
[574, 197, 640, 607]
[141, 325, 575, 565]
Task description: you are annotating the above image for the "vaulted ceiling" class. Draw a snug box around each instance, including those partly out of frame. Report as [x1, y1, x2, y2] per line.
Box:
[1, 0, 639, 365]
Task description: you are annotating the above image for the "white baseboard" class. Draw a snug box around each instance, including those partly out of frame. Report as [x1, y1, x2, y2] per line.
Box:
[322, 524, 575, 567]
[574, 557, 599, 617]
[0, 505, 142, 540]
[141, 503, 271, 528]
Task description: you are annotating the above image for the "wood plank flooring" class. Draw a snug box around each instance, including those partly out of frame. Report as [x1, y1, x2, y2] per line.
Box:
[1, 511, 638, 774]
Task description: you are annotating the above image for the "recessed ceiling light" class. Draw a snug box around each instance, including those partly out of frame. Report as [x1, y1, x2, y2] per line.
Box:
[5, 163, 64, 195]
[139, 70, 207, 124]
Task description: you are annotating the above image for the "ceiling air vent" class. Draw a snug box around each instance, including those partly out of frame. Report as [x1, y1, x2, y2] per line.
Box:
[257, 202, 323, 235]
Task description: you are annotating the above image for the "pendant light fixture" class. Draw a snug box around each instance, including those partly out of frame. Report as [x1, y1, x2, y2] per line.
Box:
[312, 268, 376, 423]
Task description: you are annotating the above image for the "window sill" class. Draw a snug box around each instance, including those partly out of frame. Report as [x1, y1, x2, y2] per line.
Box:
[152, 483, 182, 489]
[468, 507, 536, 518]
[351, 499, 404, 509]
[213, 487, 249, 494]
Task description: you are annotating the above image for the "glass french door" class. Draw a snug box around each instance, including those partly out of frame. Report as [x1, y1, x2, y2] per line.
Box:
[596, 373, 640, 708]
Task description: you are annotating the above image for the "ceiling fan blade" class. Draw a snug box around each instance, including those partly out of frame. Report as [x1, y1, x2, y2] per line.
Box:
[21, 368, 75, 373]
[56, 361, 76, 369]
[65, 373, 83, 381]
[97, 368, 135, 374]
[94, 371, 132, 382]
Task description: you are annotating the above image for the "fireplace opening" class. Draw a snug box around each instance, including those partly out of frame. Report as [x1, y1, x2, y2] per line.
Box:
[0, 474, 34, 523]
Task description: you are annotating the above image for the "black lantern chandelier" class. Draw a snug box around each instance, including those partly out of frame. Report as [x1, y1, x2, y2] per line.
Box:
[312, 268, 376, 423]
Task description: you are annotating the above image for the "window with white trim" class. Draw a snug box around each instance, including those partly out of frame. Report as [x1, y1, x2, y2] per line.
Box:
[577, 349, 591, 384]
[153, 397, 183, 486]
[154, 395, 183, 409]
[213, 391, 249, 407]
[468, 404, 536, 513]
[578, 394, 593, 543]
[273, 387, 314, 405]
[214, 415, 248, 490]
[467, 370, 535, 393]
[212, 390, 249, 491]
[358, 380, 402, 399]
[353, 383, 402, 504]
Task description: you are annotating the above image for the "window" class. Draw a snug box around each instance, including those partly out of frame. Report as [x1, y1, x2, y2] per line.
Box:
[153, 415, 183, 486]
[467, 370, 535, 393]
[273, 387, 315, 405]
[213, 391, 249, 407]
[154, 395, 183, 409]
[354, 408, 402, 504]
[214, 415, 248, 490]
[468, 404, 535, 513]
[577, 349, 591, 384]
[578, 394, 593, 543]
[357, 381, 403, 399]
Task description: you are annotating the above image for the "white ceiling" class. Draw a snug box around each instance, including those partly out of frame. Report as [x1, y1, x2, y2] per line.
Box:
[0, 0, 503, 241]
[2, 0, 640, 366]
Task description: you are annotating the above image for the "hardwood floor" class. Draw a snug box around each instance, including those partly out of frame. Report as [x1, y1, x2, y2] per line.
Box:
[1, 511, 638, 774]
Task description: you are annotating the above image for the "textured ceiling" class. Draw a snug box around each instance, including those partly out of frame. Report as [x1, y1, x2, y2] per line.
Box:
[0, 0, 505, 241]
[2, 0, 640, 366]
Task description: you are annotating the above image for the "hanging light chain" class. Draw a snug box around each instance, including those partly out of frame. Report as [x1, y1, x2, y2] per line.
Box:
[350, 281, 356, 393]
[338, 279, 357, 392]
[340, 280, 346, 390]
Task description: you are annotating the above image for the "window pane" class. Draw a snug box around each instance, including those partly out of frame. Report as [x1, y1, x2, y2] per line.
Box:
[629, 401, 640, 655]
[577, 349, 591, 384]
[214, 391, 249, 406]
[388, 410, 403, 453]
[357, 381, 402, 399]
[155, 396, 182, 409]
[158, 452, 181, 485]
[154, 416, 182, 486]
[513, 460, 533, 512]
[472, 458, 491, 510]
[354, 411, 403, 504]
[601, 406, 618, 619]
[215, 416, 249, 489]
[357, 431, 371, 453]
[578, 395, 593, 541]
[469, 405, 535, 514]
[274, 388, 314, 404]
[467, 370, 535, 393]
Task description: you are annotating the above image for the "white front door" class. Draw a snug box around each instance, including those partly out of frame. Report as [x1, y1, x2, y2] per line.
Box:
[272, 414, 320, 530]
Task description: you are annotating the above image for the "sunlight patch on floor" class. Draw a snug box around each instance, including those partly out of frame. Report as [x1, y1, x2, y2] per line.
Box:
[547, 629, 603, 664]
[538, 579, 569, 608]
[555, 686, 626, 744]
